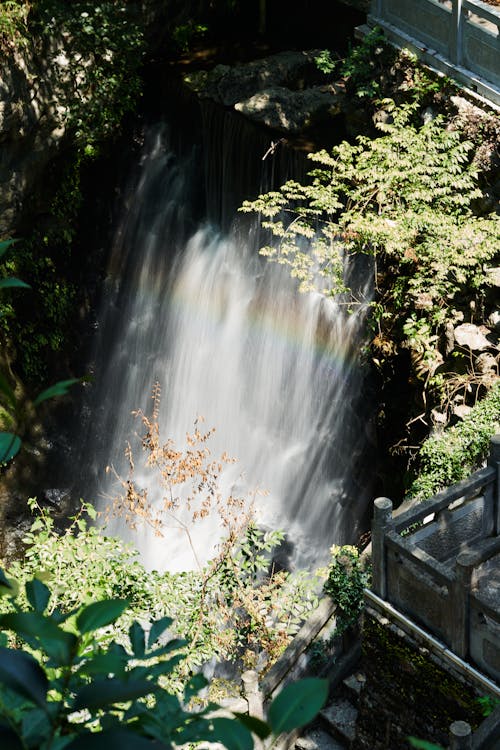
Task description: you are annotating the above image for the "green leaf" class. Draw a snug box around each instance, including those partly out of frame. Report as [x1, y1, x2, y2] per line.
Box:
[33, 379, 80, 407]
[233, 713, 271, 740]
[0, 278, 30, 290]
[65, 729, 167, 749]
[207, 718, 254, 750]
[76, 599, 129, 634]
[147, 616, 172, 648]
[129, 621, 145, 658]
[0, 612, 77, 665]
[0, 433, 21, 463]
[72, 677, 157, 711]
[0, 647, 48, 708]
[268, 678, 328, 734]
[184, 673, 208, 702]
[21, 706, 53, 747]
[76, 648, 127, 678]
[408, 740, 445, 750]
[26, 579, 50, 613]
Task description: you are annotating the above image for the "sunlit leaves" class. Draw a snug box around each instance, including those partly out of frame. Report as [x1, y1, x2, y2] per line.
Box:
[0, 570, 328, 749]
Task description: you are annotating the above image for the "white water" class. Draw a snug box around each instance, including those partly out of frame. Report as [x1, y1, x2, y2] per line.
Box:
[81, 121, 373, 573]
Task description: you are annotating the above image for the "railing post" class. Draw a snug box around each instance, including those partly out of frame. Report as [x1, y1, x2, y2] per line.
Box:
[487, 435, 500, 535]
[449, 720, 472, 749]
[450, 551, 475, 659]
[242, 670, 264, 721]
[372, 497, 393, 599]
[450, 0, 464, 66]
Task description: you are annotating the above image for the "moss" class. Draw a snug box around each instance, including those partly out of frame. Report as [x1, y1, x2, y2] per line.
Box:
[355, 612, 485, 749]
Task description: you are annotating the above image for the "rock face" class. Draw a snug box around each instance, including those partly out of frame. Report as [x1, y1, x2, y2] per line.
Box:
[184, 51, 343, 134]
[0, 43, 68, 234]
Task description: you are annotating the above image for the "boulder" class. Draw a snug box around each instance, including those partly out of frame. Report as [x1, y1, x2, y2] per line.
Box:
[235, 85, 341, 133]
[185, 51, 322, 106]
[184, 50, 344, 135]
[453, 323, 495, 351]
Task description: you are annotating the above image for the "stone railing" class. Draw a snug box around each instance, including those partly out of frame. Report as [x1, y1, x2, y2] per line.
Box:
[366, 0, 500, 106]
[371, 435, 500, 684]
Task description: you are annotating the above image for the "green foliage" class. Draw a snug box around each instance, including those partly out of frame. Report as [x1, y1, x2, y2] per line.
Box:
[476, 695, 500, 717]
[0, 569, 328, 749]
[33, 0, 143, 151]
[323, 545, 370, 634]
[172, 21, 208, 53]
[408, 382, 500, 499]
[340, 26, 390, 99]
[240, 100, 499, 404]
[3, 500, 320, 686]
[0, 0, 29, 47]
[1, 0, 144, 383]
[0, 243, 80, 462]
[314, 50, 338, 75]
[408, 740, 444, 750]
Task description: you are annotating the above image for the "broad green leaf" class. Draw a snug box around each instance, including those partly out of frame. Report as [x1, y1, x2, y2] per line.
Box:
[76, 599, 129, 634]
[65, 728, 168, 749]
[0, 612, 77, 665]
[129, 621, 145, 658]
[21, 706, 53, 747]
[147, 615, 172, 648]
[0, 278, 30, 290]
[184, 673, 208, 702]
[72, 677, 158, 711]
[33, 378, 80, 407]
[207, 718, 254, 750]
[0, 433, 21, 463]
[0, 371, 17, 409]
[76, 649, 127, 678]
[268, 678, 328, 734]
[0, 239, 17, 260]
[0, 647, 48, 708]
[408, 740, 445, 750]
[233, 713, 271, 740]
[0, 724, 24, 750]
[25, 579, 50, 613]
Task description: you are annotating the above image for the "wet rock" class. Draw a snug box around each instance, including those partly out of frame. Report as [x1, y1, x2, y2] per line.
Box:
[184, 50, 344, 135]
[185, 51, 322, 107]
[235, 85, 341, 133]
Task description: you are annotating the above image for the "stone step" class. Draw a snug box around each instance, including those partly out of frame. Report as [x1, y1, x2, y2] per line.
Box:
[320, 698, 358, 745]
[342, 672, 366, 703]
[295, 727, 347, 750]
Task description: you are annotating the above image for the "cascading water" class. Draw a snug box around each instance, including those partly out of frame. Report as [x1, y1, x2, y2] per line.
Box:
[78, 106, 374, 574]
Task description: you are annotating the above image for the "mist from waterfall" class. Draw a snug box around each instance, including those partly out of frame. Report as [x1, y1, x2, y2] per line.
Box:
[78, 112, 374, 574]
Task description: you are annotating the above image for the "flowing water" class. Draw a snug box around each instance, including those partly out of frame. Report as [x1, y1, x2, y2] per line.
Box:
[79, 107, 374, 573]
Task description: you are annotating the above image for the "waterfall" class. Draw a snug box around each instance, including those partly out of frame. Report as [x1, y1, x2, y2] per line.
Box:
[78, 108, 373, 574]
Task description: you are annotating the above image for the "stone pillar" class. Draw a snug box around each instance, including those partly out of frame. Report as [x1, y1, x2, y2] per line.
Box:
[242, 670, 264, 720]
[487, 435, 500, 535]
[449, 720, 472, 749]
[372, 497, 393, 599]
[450, 0, 464, 65]
[450, 552, 475, 659]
